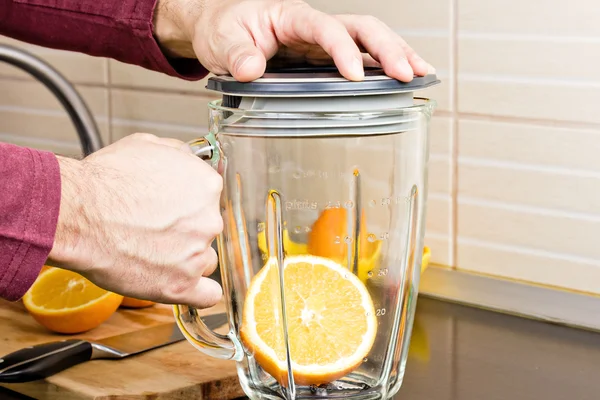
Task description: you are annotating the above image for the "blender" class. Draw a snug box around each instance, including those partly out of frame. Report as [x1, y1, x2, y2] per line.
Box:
[174, 66, 440, 400]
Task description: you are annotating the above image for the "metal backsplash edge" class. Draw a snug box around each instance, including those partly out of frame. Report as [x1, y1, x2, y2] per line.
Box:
[418, 265, 600, 333]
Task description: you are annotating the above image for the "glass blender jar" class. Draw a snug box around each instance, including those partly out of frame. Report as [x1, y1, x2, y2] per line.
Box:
[174, 67, 440, 400]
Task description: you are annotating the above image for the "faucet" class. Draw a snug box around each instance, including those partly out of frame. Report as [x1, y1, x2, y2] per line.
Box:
[0, 44, 104, 156]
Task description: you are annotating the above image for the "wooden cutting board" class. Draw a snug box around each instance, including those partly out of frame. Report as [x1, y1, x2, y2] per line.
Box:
[0, 299, 245, 400]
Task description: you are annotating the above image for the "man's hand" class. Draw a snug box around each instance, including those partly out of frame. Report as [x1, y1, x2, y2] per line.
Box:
[154, 0, 434, 83]
[48, 134, 223, 309]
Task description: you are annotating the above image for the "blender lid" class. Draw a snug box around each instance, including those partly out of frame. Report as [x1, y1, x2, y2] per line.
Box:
[206, 65, 440, 97]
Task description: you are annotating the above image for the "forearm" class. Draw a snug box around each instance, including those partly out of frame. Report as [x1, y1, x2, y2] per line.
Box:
[0, 0, 208, 80]
[0, 143, 61, 301]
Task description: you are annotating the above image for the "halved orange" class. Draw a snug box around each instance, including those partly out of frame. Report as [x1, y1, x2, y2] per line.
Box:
[307, 208, 370, 262]
[120, 297, 155, 308]
[23, 268, 123, 334]
[240, 255, 377, 386]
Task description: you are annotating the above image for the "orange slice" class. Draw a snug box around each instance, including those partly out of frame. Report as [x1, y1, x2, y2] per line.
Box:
[23, 268, 123, 334]
[120, 297, 155, 308]
[240, 255, 377, 386]
[307, 208, 370, 262]
[421, 246, 431, 272]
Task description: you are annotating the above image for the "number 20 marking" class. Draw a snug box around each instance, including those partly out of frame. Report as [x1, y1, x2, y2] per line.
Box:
[376, 308, 386, 317]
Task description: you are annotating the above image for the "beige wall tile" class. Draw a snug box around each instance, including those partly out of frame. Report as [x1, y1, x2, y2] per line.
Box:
[458, 119, 600, 171]
[430, 116, 452, 154]
[0, 133, 83, 158]
[400, 35, 451, 73]
[426, 196, 451, 235]
[0, 109, 109, 145]
[459, 38, 600, 81]
[458, 79, 600, 124]
[428, 116, 452, 195]
[458, 200, 600, 260]
[111, 121, 206, 143]
[109, 60, 211, 93]
[0, 78, 108, 117]
[306, 0, 451, 30]
[424, 234, 451, 267]
[429, 156, 451, 194]
[0, 37, 107, 85]
[424, 195, 452, 264]
[457, 241, 600, 294]
[459, 162, 600, 215]
[459, 0, 600, 36]
[422, 74, 451, 112]
[111, 89, 217, 126]
[401, 36, 451, 111]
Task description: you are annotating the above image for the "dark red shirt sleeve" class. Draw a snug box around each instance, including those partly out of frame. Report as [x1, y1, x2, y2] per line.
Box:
[0, 0, 209, 80]
[0, 0, 210, 301]
[0, 143, 61, 301]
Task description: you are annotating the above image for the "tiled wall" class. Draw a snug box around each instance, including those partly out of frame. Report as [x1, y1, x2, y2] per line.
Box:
[1, 0, 599, 295]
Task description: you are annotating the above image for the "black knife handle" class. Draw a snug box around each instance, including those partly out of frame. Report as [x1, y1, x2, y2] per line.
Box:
[0, 339, 93, 383]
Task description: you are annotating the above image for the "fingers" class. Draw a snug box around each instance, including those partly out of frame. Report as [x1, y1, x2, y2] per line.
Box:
[189, 277, 223, 309]
[333, 15, 408, 82]
[277, 4, 364, 81]
[179, 249, 222, 309]
[225, 33, 268, 82]
[338, 15, 435, 80]
[201, 246, 220, 277]
[398, 39, 436, 76]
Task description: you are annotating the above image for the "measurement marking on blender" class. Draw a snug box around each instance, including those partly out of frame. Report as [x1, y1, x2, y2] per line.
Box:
[366, 268, 389, 280]
[367, 195, 412, 207]
[285, 200, 318, 211]
[376, 309, 387, 317]
[292, 170, 350, 179]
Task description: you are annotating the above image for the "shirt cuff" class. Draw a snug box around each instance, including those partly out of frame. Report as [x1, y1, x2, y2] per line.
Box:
[127, 0, 210, 81]
[0, 147, 61, 301]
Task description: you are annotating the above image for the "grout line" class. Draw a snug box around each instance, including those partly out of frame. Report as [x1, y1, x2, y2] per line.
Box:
[458, 72, 600, 87]
[456, 236, 600, 267]
[0, 74, 215, 97]
[425, 231, 451, 241]
[0, 132, 82, 150]
[111, 118, 208, 132]
[0, 105, 110, 121]
[456, 112, 600, 131]
[430, 153, 450, 161]
[458, 156, 600, 178]
[393, 28, 450, 38]
[458, 195, 600, 223]
[429, 192, 452, 201]
[450, 0, 459, 268]
[458, 31, 600, 43]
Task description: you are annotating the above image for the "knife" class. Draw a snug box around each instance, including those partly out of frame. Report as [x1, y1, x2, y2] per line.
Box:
[0, 312, 228, 384]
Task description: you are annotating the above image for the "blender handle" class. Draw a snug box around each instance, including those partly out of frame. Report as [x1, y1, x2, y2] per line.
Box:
[172, 133, 244, 362]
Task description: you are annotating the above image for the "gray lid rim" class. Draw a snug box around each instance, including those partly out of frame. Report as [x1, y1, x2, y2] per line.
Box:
[206, 74, 441, 96]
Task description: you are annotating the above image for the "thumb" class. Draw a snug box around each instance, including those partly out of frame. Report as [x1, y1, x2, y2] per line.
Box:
[186, 277, 223, 309]
[227, 41, 267, 82]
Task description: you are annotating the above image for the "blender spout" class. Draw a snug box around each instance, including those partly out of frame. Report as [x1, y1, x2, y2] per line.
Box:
[0, 44, 104, 156]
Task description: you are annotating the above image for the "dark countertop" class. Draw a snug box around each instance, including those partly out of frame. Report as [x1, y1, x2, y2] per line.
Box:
[3, 297, 600, 400]
[395, 297, 600, 400]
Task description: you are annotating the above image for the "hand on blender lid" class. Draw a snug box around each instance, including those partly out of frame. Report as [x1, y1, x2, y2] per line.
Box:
[154, 0, 436, 83]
